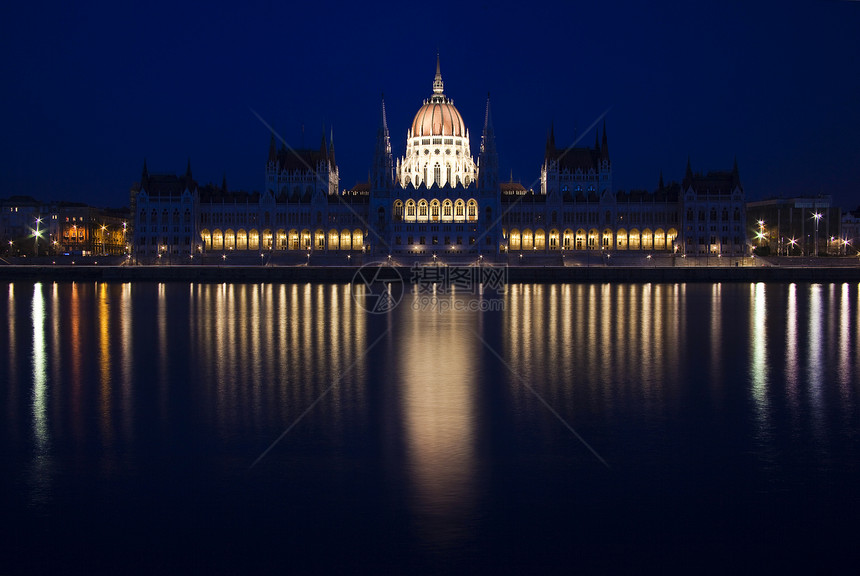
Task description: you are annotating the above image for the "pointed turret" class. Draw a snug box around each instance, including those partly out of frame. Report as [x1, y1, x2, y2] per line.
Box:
[433, 53, 444, 96]
[185, 158, 193, 191]
[328, 128, 336, 168]
[478, 93, 499, 190]
[546, 122, 556, 158]
[268, 132, 277, 165]
[732, 156, 740, 188]
[601, 120, 609, 161]
[684, 157, 693, 188]
[372, 95, 394, 189]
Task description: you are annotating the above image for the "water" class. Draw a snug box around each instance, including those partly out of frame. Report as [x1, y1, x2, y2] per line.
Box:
[2, 280, 860, 574]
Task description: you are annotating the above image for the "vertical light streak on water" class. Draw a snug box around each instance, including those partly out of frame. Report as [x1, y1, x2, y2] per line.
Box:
[561, 284, 573, 401]
[8, 284, 17, 396]
[785, 284, 799, 414]
[70, 283, 82, 440]
[50, 284, 61, 432]
[652, 284, 663, 387]
[29, 282, 52, 507]
[586, 284, 598, 397]
[215, 283, 228, 432]
[628, 284, 641, 400]
[807, 284, 825, 443]
[277, 284, 288, 423]
[600, 283, 612, 404]
[837, 284, 852, 397]
[750, 283, 770, 439]
[120, 283, 132, 441]
[614, 283, 627, 389]
[640, 283, 654, 401]
[249, 283, 262, 427]
[157, 283, 168, 422]
[287, 284, 299, 413]
[264, 284, 276, 426]
[401, 297, 477, 547]
[710, 283, 723, 397]
[520, 285, 533, 391]
[547, 284, 559, 402]
[98, 283, 113, 449]
[301, 283, 313, 408]
[32, 282, 49, 454]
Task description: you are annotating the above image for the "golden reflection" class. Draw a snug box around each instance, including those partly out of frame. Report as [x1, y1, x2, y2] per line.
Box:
[807, 284, 824, 436]
[8, 284, 16, 388]
[120, 282, 133, 440]
[70, 282, 82, 439]
[710, 283, 722, 395]
[750, 283, 769, 428]
[98, 283, 113, 447]
[785, 283, 799, 410]
[158, 282, 169, 421]
[401, 300, 477, 543]
[32, 283, 48, 451]
[838, 283, 851, 394]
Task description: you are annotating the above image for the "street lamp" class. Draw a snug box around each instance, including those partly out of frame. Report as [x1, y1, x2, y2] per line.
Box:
[812, 212, 822, 257]
[33, 217, 43, 256]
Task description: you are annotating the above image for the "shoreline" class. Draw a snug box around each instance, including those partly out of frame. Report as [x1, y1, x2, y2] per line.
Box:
[3, 264, 860, 283]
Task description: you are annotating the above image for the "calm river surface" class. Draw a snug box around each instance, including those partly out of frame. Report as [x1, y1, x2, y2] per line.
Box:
[2, 280, 860, 574]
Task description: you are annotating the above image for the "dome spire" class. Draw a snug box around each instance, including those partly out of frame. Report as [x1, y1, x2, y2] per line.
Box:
[432, 53, 444, 97]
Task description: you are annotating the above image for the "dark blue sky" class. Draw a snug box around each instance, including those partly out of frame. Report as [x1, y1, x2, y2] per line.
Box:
[2, 0, 858, 209]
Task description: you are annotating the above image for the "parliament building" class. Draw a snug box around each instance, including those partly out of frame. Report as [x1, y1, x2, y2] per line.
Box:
[131, 58, 747, 261]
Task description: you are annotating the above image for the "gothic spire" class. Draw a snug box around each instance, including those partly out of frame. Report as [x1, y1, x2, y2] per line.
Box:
[268, 132, 277, 164]
[601, 119, 609, 160]
[372, 95, 393, 189]
[329, 127, 336, 167]
[546, 122, 556, 158]
[478, 93, 499, 190]
[433, 53, 444, 96]
[732, 156, 740, 187]
[141, 159, 149, 190]
[185, 158, 193, 191]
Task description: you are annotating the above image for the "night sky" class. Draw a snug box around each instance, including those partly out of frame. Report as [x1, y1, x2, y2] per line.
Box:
[1, 1, 858, 209]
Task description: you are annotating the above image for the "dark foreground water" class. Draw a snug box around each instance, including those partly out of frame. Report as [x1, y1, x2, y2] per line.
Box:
[2, 280, 860, 574]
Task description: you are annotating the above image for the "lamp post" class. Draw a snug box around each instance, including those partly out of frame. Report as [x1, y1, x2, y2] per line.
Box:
[813, 212, 822, 257]
[33, 217, 43, 256]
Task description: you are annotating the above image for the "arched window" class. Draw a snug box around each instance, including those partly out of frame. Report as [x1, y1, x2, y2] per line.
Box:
[405, 199, 416, 221]
[393, 200, 403, 221]
[454, 199, 465, 222]
[466, 199, 478, 221]
[430, 200, 440, 221]
[446, 164, 452, 185]
[417, 200, 428, 221]
[434, 163, 441, 185]
[442, 200, 453, 221]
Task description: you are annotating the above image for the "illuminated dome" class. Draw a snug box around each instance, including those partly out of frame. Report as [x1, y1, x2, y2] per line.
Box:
[397, 56, 477, 189]
[410, 98, 465, 138]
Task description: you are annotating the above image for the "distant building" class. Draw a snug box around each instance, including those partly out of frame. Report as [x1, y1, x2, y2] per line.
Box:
[746, 196, 840, 256]
[131, 57, 747, 260]
[1, 195, 58, 256]
[842, 207, 860, 255]
[56, 203, 129, 256]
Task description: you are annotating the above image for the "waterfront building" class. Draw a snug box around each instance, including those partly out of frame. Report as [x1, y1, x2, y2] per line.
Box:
[746, 196, 840, 256]
[842, 207, 860, 255]
[130, 57, 747, 260]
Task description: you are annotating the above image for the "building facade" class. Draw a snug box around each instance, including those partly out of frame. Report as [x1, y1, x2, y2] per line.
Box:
[131, 58, 747, 260]
[746, 196, 840, 256]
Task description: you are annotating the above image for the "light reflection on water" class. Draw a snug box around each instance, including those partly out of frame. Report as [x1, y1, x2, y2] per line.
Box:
[2, 280, 860, 568]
